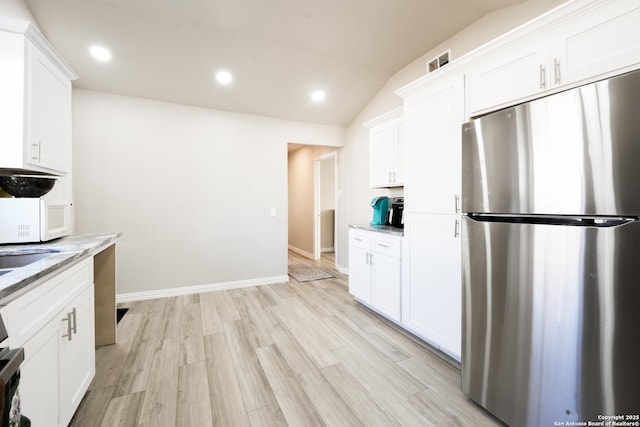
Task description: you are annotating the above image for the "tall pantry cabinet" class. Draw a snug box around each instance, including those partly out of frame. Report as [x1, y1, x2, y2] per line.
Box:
[397, 74, 465, 360]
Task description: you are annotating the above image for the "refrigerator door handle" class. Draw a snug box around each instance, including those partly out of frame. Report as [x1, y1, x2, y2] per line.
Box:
[454, 219, 460, 238]
[467, 214, 637, 228]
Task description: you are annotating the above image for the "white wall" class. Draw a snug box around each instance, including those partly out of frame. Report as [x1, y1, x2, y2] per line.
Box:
[340, 0, 566, 269]
[73, 89, 344, 296]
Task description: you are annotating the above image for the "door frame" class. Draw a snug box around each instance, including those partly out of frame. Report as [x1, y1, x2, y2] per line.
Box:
[313, 152, 338, 260]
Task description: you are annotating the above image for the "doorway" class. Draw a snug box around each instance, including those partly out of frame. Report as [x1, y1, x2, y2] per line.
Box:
[314, 152, 337, 261]
[287, 145, 338, 266]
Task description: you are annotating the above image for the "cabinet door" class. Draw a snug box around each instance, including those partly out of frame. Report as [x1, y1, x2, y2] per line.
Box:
[19, 319, 60, 427]
[0, 31, 26, 169]
[26, 40, 72, 174]
[551, 0, 640, 86]
[59, 283, 96, 427]
[348, 244, 372, 303]
[369, 122, 396, 187]
[468, 36, 549, 115]
[402, 213, 461, 360]
[404, 74, 464, 214]
[370, 253, 401, 322]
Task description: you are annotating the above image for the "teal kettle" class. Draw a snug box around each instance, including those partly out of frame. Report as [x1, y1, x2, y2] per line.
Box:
[370, 196, 389, 225]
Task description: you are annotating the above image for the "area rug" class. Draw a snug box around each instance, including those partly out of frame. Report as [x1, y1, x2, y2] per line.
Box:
[288, 255, 334, 282]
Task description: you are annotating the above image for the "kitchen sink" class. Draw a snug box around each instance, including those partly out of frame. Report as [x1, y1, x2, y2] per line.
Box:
[0, 251, 59, 270]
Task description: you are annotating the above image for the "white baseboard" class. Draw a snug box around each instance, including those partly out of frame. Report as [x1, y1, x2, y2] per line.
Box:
[288, 245, 314, 259]
[116, 275, 290, 303]
[336, 265, 348, 275]
[321, 246, 334, 253]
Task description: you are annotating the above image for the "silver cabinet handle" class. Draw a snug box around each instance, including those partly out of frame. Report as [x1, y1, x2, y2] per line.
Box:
[554, 58, 561, 85]
[62, 311, 73, 341]
[369, 253, 373, 265]
[454, 219, 460, 238]
[365, 252, 369, 265]
[71, 307, 77, 335]
[62, 307, 78, 341]
[354, 237, 363, 242]
[376, 243, 389, 248]
[30, 141, 41, 161]
[540, 64, 546, 89]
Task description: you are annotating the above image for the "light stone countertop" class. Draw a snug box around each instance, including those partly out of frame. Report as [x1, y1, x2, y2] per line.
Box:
[349, 224, 404, 236]
[0, 233, 121, 304]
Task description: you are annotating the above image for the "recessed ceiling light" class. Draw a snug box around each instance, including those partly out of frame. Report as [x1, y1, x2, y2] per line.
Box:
[311, 90, 326, 103]
[216, 70, 233, 85]
[89, 45, 112, 62]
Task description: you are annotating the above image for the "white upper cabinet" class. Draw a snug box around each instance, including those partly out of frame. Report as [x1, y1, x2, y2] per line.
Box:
[468, 0, 640, 116]
[0, 20, 76, 175]
[365, 108, 404, 188]
[550, 0, 640, 85]
[400, 74, 464, 214]
[28, 41, 72, 173]
[467, 35, 550, 115]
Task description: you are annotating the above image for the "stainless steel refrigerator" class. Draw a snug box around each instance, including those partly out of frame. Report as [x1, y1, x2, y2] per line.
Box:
[461, 69, 640, 427]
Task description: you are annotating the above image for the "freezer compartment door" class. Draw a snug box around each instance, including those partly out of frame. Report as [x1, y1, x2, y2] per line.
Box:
[461, 216, 640, 427]
[462, 68, 640, 216]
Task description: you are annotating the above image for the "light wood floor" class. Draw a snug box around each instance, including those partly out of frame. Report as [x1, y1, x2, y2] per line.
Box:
[70, 252, 502, 427]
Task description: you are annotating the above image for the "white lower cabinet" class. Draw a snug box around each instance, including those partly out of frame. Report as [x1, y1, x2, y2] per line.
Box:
[348, 228, 402, 322]
[348, 240, 372, 302]
[401, 213, 461, 360]
[59, 284, 95, 427]
[0, 258, 95, 426]
[370, 253, 401, 322]
[20, 319, 60, 426]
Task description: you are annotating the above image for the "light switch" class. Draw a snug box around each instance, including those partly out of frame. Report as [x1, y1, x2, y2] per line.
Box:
[270, 208, 277, 217]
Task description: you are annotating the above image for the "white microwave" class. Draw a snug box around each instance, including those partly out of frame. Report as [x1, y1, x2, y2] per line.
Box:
[0, 198, 73, 244]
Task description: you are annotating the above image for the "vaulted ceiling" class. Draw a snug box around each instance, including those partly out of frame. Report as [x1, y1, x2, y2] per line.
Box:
[25, 0, 530, 126]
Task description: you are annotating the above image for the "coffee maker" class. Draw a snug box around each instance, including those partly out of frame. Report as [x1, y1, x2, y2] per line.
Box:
[370, 196, 389, 225]
[388, 197, 404, 228]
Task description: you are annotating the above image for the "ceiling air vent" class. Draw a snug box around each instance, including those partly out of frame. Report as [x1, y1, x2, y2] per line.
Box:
[427, 49, 451, 73]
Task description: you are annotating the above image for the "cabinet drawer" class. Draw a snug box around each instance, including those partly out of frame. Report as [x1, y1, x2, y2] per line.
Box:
[1, 258, 93, 348]
[349, 230, 371, 249]
[372, 237, 402, 258]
